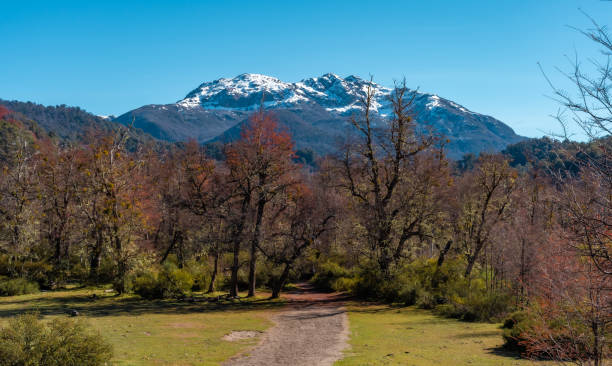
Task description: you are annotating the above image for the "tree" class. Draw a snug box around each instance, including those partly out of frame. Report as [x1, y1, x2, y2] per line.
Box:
[225, 111, 298, 297]
[261, 176, 336, 298]
[453, 155, 517, 278]
[36, 142, 81, 277]
[78, 130, 145, 291]
[0, 131, 39, 276]
[522, 235, 611, 365]
[543, 14, 612, 278]
[336, 79, 439, 274]
[179, 141, 226, 292]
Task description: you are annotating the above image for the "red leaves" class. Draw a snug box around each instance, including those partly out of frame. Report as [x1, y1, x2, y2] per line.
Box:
[0, 106, 10, 120]
[225, 111, 296, 175]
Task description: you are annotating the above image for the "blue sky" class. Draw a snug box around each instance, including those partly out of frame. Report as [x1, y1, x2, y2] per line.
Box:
[1, 0, 611, 138]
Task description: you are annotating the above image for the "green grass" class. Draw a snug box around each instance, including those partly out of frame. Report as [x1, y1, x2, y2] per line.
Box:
[0, 287, 284, 366]
[336, 304, 547, 366]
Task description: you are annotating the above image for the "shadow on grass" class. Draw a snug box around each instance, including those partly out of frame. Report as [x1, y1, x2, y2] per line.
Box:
[485, 345, 526, 360]
[0, 292, 286, 319]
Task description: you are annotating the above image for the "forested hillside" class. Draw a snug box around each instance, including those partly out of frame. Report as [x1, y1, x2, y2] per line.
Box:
[0, 100, 168, 151]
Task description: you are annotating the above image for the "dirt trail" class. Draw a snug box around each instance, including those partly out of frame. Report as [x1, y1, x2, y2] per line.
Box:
[223, 284, 350, 366]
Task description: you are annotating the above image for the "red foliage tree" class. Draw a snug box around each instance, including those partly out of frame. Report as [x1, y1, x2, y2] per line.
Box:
[225, 111, 298, 297]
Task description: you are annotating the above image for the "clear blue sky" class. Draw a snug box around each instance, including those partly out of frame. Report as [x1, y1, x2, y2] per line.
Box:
[1, 0, 611, 138]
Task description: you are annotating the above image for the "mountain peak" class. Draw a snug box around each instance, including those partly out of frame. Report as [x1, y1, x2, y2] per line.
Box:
[179, 73, 395, 113]
[116, 72, 525, 159]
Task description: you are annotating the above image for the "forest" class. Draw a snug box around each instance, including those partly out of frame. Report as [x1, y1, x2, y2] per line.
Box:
[0, 18, 611, 366]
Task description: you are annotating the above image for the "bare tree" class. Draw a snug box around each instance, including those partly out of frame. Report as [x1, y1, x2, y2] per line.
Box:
[542, 14, 612, 277]
[336, 78, 439, 274]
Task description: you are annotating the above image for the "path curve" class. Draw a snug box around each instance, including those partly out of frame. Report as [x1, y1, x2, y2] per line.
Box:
[223, 284, 350, 366]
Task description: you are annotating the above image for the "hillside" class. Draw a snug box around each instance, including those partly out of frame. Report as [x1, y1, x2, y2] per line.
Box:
[0, 100, 169, 152]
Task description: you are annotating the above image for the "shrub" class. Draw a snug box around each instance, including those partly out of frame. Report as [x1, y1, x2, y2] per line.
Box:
[186, 260, 211, 292]
[346, 258, 514, 321]
[0, 313, 112, 366]
[434, 289, 512, 322]
[311, 261, 351, 291]
[133, 264, 194, 299]
[331, 276, 358, 293]
[501, 305, 606, 361]
[501, 311, 532, 351]
[0, 277, 39, 296]
[159, 266, 194, 298]
[133, 271, 163, 299]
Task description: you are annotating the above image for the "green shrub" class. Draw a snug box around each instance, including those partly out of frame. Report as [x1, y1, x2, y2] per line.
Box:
[133, 271, 163, 299]
[434, 289, 512, 322]
[311, 261, 351, 291]
[133, 264, 194, 299]
[186, 260, 212, 292]
[501, 311, 532, 351]
[0, 277, 39, 296]
[346, 258, 514, 321]
[331, 276, 358, 293]
[159, 266, 194, 298]
[0, 313, 112, 366]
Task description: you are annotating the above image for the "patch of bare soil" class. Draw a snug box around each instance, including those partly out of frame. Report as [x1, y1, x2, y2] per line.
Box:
[223, 331, 262, 341]
[223, 284, 350, 366]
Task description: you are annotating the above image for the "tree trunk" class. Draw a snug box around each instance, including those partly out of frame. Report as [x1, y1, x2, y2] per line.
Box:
[53, 233, 62, 264]
[89, 236, 102, 284]
[465, 240, 485, 278]
[229, 238, 240, 297]
[248, 197, 266, 297]
[271, 263, 291, 299]
[247, 241, 257, 297]
[229, 196, 250, 298]
[208, 248, 219, 293]
[436, 240, 453, 268]
[160, 228, 177, 264]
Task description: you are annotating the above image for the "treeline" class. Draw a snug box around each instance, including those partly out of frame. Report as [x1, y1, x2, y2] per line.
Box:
[0, 82, 610, 362]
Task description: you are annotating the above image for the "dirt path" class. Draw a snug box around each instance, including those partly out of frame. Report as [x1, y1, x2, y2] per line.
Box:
[223, 284, 350, 366]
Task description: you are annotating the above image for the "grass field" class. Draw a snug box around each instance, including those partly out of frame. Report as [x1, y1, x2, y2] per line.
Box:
[1, 290, 552, 366]
[336, 304, 546, 366]
[0, 288, 283, 366]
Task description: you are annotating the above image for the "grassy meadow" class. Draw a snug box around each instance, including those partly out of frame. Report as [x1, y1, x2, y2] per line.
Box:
[336, 304, 545, 366]
[0, 288, 549, 366]
[0, 287, 282, 366]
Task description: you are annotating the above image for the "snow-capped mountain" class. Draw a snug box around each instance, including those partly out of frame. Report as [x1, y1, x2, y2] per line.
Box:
[178, 73, 392, 116]
[114, 73, 524, 158]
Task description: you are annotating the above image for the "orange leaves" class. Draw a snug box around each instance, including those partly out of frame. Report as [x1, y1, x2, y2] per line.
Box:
[226, 111, 296, 174]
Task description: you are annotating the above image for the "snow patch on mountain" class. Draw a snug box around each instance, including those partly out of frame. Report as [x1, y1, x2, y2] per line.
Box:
[177, 73, 401, 116]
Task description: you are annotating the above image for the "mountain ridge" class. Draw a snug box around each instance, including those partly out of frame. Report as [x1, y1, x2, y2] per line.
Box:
[114, 73, 525, 159]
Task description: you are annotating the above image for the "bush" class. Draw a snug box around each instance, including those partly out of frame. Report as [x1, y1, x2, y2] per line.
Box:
[186, 260, 212, 292]
[0, 313, 112, 366]
[133, 264, 194, 299]
[159, 266, 194, 298]
[0, 277, 39, 296]
[501, 311, 532, 351]
[501, 306, 605, 361]
[331, 276, 358, 293]
[133, 271, 162, 299]
[434, 288, 512, 322]
[345, 258, 514, 321]
[311, 261, 352, 291]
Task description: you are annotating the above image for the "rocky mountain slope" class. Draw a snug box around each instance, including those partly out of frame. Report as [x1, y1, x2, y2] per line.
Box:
[114, 73, 525, 159]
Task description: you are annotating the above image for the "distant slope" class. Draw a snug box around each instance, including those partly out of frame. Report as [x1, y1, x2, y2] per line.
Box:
[0, 100, 167, 151]
[115, 73, 525, 159]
